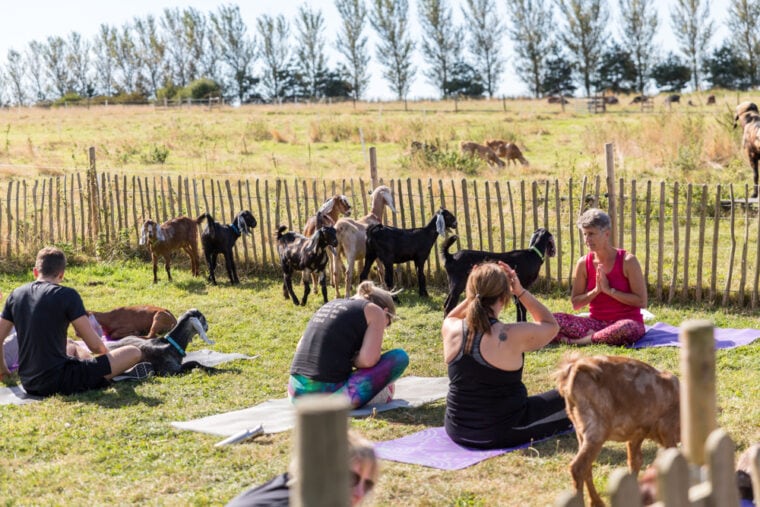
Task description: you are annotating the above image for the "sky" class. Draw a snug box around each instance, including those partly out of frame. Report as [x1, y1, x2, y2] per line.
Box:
[0, 0, 733, 100]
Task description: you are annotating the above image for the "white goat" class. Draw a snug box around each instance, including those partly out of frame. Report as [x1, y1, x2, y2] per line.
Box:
[332, 185, 396, 297]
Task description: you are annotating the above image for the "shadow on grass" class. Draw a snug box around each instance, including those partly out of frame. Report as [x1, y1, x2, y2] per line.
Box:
[61, 382, 164, 407]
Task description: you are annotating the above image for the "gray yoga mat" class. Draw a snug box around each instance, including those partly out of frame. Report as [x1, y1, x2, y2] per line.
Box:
[171, 376, 450, 437]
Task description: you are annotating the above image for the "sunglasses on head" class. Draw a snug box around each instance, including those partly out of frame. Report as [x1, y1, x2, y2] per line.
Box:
[350, 471, 375, 493]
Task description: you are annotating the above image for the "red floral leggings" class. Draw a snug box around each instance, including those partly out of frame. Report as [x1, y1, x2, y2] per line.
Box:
[552, 313, 645, 347]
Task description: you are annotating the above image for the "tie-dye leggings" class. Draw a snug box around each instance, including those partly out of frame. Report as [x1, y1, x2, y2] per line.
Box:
[552, 313, 645, 347]
[288, 348, 409, 408]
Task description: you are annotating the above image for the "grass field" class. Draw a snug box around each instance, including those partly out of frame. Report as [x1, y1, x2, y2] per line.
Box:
[1, 95, 759, 506]
[0, 263, 758, 506]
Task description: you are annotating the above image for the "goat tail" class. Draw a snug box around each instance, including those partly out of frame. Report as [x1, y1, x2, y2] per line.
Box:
[440, 235, 459, 262]
[553, 352, 604, 398]
[276, 225, 288, 239]
[196, 213, 215, 226]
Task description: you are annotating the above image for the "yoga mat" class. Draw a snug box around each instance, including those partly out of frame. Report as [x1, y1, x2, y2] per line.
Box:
[634, 322, 760, 349]
[171, 376, 450, 437]
[0, 385, 41, 405]
[374, 426, 573, 470]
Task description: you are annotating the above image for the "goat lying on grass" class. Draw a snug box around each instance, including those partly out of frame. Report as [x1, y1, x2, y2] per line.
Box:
[86, 305, 176, 340]
[106, 309, 215, 375]
[277, 216, 338, 306]
[460, 141, 505, 167]
[197, 210, 257, 285]
[139, 217, 201, 283]
[484, 139, 529, 166]
[734, 102, 760, 198]
[360, 208, 457, 297]
[554, 353, 680, 507]
[441, 228, 555, 320]
[333, 185, 396, 297]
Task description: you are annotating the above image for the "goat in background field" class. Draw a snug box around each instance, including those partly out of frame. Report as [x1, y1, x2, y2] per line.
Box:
[139, 217, 201, 283]
[484, 139, 530, 166]
[333, 185, 396, 298]
[554, 353, 680, 507]
[460, 141, 505, 167]
[734, 101, 760, 198]
[197, 210, 257, 285]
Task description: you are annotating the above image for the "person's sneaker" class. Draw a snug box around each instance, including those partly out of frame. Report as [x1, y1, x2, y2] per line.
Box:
[112, 362, 154, 382]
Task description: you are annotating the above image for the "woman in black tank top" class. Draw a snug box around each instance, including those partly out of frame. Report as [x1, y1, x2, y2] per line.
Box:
[441, 262, 572, 449]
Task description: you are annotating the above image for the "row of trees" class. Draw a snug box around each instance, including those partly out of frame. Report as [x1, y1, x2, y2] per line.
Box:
[0, 0, 757, 106]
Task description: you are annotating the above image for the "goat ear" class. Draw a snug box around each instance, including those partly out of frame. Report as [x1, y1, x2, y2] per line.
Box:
[190, 317, 215, 344]
[436, 213, 446, 236]
[139, 229, 147, 245]
[385, 192, 397, 213]
[157, 228, 166, 242]
[237, 215, 248, 234]
[319, 199, 334, 214]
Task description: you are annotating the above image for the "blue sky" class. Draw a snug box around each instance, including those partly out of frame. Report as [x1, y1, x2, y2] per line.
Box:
[0, 0, 732, 99]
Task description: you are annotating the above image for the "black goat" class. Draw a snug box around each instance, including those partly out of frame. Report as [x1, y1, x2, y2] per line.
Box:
[441, 228, 556, 321]
[277, 217, 338, 306]
[359, 208, 457, 297]
[106, 309, 215, 375]
[197, 210, 257, 285]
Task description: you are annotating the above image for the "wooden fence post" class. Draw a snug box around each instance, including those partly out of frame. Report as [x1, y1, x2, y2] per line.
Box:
[606, 142, 616, 246]
[88, 147, 100, 244]
[679, 320, 716, 466]
[291, 395, 350, 507]
[369, 147, 378, 189]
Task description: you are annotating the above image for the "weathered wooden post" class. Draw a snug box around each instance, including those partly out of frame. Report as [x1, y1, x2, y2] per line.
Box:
[605, 143, 616, 246]
[369, 147, 378, 189]
[87, 147, 100, 244]
[679, 319, 716, 466]
[292, 395, 350, 507]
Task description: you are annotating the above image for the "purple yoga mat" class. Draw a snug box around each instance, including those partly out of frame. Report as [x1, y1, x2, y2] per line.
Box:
[375, 426, 572, 470]
[634, 322, 760, 349]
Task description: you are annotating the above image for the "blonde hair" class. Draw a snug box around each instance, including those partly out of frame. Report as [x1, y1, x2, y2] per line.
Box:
[288, 429, 378, 484]
[353, 281, 397, 318]
[464, 263, 510, 352]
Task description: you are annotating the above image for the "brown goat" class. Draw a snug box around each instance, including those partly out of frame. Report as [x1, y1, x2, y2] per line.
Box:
[554, 353, 680, 507]
[303, 195, 352, 237]
[139, 217, 201, 283]
[734, 102, 760, 198]
[484, 139, 530, 166]
[460, 141, 505, 167]
[88, 305, 177, 340]
[706, 94, 716, 105]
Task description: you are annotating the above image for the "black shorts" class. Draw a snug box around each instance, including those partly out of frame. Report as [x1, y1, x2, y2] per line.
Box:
[25, 355, 112, 397]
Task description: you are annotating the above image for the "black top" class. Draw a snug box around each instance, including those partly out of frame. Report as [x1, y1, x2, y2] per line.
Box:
[1, 281, 87, 393]
[226, 472, 290, 507]
[445, 320, 528, 449]
[290, 299, 369, 383]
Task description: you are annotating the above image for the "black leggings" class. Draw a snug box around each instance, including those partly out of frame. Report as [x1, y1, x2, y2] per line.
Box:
[498, 388, 573, 448]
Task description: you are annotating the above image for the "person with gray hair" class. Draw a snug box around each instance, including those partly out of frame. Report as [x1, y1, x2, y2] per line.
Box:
[552, 208, 648, 346]
[288, 280, 409, 408]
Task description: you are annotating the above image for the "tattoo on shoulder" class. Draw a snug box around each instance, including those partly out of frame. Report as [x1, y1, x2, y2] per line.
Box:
[498, 330, 508, 342]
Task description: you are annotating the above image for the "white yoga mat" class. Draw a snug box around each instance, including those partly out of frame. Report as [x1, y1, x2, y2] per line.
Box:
[171, 376, 450, 437]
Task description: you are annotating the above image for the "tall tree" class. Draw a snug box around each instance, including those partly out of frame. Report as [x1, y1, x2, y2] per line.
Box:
[26, 41, 48, 102]
[42, 36, 71, 97]
[133, 15, 167, 99]
[181, 8, 218, 83]
[210, 4, 257, 102]
[295, 4, 328, 99]
[670, 0, 713, 91]
[541, 44, 577, 97]
[704, 42, 752, 90]
[506, 0, 554, 98]
[5, 49, 27, 105]
[592, 42, 637, 93]
[650, 52, 691, 92]
[114, 25, 141, 94]
[66, 32, 93, 97]
[462, 0, 502, 98]
[370, 0, 416, 102]
[418, 0, 461, 98]
[619, 0, 658, 94]
[92, 25, 117, 97]
[726, 0, 760, 87]
[257, 14, 291, 101]
[555, 0, 608, 96]
[161, 8, 192, 87]
[335, 0, 371, 101]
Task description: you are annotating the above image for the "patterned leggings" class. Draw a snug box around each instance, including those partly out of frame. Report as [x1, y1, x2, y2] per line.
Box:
[288, 348, 409, 408]
[552, 313, 645, 347]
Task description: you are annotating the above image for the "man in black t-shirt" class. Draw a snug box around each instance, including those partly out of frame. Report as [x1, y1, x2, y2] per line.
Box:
[0, 247, 147, 396]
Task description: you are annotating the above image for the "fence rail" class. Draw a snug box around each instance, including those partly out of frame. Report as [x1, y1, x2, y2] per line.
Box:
[2, 171, 760, 308]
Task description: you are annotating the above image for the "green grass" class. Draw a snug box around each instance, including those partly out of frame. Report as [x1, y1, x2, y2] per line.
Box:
[1, 262, 758, 506]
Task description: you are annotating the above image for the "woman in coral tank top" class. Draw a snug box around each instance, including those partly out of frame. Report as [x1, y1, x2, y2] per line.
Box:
[553, 208, 648, 346]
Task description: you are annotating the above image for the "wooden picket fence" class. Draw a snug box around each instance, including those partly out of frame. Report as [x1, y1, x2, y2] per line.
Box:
[2, 169, 760, 308]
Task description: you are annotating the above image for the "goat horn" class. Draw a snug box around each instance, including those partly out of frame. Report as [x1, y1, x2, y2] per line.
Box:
[190, 317, 215, 345]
